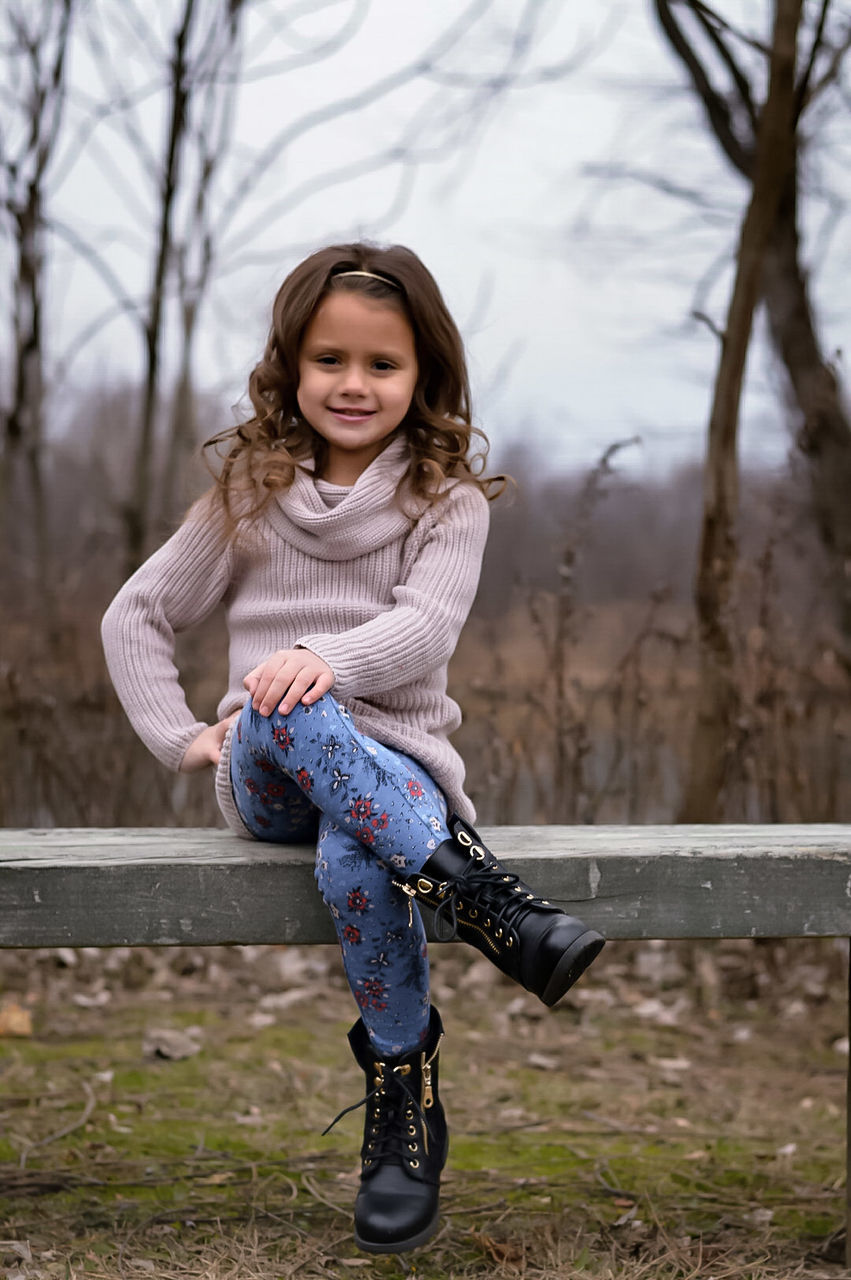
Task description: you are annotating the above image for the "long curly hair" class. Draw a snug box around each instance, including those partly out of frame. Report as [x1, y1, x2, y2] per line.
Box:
[205, 242, 503, 525]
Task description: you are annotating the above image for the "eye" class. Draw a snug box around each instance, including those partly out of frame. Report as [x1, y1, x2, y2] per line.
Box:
[373, 359, 396, 372]
[316, 355, 339, 366]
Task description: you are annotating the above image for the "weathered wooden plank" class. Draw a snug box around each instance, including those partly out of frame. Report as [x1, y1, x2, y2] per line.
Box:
[1, 826, 850, 948]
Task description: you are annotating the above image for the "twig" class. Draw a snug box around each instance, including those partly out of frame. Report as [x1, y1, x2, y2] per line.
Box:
[19, 1079, 95, 1168]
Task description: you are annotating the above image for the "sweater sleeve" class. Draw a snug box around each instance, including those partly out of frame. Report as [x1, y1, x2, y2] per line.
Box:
[101, 505, 234, 770]
[295, 482, 489, 700]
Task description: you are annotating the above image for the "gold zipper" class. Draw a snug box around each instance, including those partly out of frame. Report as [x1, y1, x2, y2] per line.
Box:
[419, 1032, 443, 1155]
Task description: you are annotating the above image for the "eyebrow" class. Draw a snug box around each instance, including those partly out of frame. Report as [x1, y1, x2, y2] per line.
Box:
[303, 340, 411, 361]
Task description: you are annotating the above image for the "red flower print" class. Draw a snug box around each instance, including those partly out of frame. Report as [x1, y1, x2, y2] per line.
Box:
[254, 814, 271, 828]
[347, 887, 370, 913]
[245, 778, 260, 795]
[355, 989, 369, 1009]
[406, 779, 424, 800]
[350, 795, 374, 821]
[296, 768, 312, 792]
[363, 978, 388, 1010]
[266, 782, 286, 797]
[343, 925, 361, 945]
[355, 826, 376, 846]
[273, 726, 294, 751]
[371, 811, 389, 830]
[257, 759, 276, 774]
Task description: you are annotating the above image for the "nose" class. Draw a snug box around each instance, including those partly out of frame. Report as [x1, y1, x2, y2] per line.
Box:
[338, 361, 369, 396]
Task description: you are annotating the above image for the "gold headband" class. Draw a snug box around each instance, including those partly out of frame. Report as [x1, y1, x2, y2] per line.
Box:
[333, 269, 400, 290]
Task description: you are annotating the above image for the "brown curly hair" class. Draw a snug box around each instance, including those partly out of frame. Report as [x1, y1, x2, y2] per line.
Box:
[205, 242, 503, 525]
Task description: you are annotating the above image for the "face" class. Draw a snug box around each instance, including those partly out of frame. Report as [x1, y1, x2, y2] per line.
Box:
[297, 290, 418, 484]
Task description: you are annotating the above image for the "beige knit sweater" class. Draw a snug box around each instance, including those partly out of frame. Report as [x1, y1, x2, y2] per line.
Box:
[101, 437, 490, 833]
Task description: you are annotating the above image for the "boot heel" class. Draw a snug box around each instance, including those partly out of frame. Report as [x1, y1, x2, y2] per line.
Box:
[541, 929, 605, 1007]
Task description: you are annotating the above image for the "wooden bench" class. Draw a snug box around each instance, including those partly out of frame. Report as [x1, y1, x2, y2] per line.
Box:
[3, 824, 851, 1256]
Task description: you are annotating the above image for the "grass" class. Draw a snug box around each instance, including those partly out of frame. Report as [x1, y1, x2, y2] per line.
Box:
[1, 940, 848, 1277]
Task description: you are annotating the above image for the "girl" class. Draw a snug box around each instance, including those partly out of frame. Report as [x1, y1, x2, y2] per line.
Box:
[101, 243, 604, 1255]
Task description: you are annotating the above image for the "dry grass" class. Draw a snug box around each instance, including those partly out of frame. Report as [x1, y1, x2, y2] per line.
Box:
[1, 938, 849, 1278]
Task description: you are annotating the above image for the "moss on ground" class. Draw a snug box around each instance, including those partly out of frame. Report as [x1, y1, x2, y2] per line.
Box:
[1, 944, 847, 1277]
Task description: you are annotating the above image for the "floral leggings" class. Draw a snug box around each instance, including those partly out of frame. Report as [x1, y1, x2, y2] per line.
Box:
[229, 694, 451, 1055]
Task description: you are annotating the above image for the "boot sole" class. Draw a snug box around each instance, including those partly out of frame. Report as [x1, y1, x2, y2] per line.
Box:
[541, 930, 605, 1007]
[354, 1205, 440, 1254]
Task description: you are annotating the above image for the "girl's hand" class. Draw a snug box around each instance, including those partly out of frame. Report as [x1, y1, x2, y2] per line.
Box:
[243, 648, 334, 716]
[179, 712, 240, 773]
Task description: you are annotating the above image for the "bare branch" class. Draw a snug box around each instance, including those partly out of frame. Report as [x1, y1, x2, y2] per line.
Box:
[690, 0, 758, 130]
[795, 0, 831, 118]
[49, 218, 140, 317]
[211, 0, 493, 241]
[654, 0, 754, 179]
[802, 20, 851, 108]
[216, 0, 370, 83]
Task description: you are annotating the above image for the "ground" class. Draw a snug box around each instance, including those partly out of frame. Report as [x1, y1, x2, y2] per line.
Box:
[0, 938, 848, 1279]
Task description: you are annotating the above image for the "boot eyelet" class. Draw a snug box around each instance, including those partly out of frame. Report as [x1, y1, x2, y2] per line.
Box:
[457, 831, 473, 847]
[496, 928, 503, 938]
[526, 893, 535, 900]
[468, 908, 478, 918]
[507, 937, 514, 947]
[417, 877, 433, 893]
[408, 1142, 418, 1152]
[514, 886, 522, 892]
[542, 900, 550, 906]
[407, 1124, 417, 1135]
[502, 875, 511, 882]
[409, 1159, 420, 1168]
[484, 919, 491, 928]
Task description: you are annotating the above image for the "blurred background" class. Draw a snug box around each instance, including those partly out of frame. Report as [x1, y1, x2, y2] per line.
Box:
[2, 0, 850, 829]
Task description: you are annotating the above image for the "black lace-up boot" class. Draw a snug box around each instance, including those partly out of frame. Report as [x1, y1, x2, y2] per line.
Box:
[396, 815, 604, 1007]
[336, 1007, 448, 1254]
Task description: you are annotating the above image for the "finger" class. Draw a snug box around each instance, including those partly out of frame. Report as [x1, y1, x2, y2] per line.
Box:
[258, 662, 301, 716]
[302, 670, 334, 704]
[252, 661, 287, 712]
[277, 667, 318, 714]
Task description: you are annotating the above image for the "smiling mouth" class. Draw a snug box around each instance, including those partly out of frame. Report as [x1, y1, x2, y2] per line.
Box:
[329, 407, 376, 419]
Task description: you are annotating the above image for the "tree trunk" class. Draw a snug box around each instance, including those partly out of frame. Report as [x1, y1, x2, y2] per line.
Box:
[679, 0, 802, 822]
[123, 0, 197, 577]
[762, 170, 851, 656]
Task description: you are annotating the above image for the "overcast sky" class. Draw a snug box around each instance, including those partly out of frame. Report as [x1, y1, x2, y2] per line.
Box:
[40, 0, 851, 476]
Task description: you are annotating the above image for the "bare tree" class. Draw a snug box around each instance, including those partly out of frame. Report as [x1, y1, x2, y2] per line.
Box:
[0, 0, 76, 600]
[46, 0, 593, 575]
[674, 0, 802, 821]
[655, 0, 851, 659]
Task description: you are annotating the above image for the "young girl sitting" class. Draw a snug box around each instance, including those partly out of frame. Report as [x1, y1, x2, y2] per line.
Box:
[101, 242, 604, 1255]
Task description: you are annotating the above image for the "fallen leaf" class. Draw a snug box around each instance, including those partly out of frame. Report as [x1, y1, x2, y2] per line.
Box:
[142, 1027, 202, 1060]
[527, 1052, 560, 1071]
[0, 1242, 32, 1263]
[0, 1002, 32, 1037]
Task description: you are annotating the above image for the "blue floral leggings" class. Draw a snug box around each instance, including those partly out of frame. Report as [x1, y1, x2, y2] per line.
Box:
[229, 694, 451, 1055]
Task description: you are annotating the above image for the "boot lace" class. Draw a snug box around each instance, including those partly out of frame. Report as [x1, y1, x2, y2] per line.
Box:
[322, 1065, 434, 1165]
[431, 861, 559, 944]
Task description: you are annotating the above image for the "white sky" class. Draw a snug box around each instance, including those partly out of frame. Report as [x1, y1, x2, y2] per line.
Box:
[35, 0, 851, 476]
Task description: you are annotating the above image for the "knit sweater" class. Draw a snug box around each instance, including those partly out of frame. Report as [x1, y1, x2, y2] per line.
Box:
[101, 436, 490, 834]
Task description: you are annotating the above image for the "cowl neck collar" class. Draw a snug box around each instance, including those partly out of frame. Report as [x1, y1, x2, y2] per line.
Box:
[266, 435, 421, 560]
